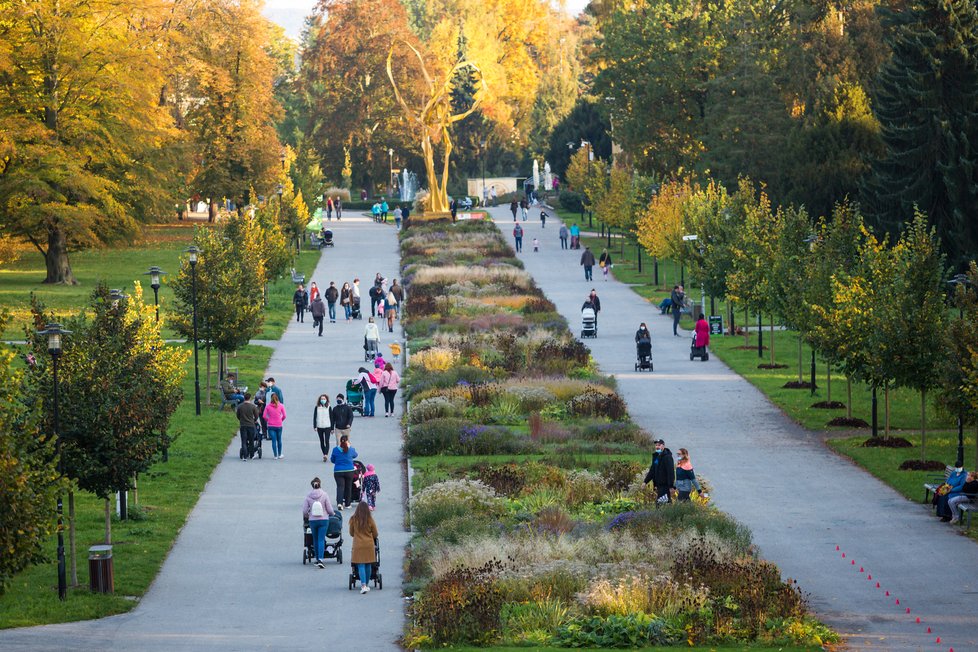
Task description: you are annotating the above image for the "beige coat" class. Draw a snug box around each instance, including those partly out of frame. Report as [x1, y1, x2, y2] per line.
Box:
[349, 516, 378, 564]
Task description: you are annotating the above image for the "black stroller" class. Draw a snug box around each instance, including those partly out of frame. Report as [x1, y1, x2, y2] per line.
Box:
[351, 296, 362, 320]
[350, 460, 367, 503]
[635, 338, 653, 372]
[321, 229, 334, 247]
[364, 337, 379, 361]
[690, 332, 709, 361]
[348, 538, 383, 590]
[239, 419, 263, 459]
[303, 512, 344, 565]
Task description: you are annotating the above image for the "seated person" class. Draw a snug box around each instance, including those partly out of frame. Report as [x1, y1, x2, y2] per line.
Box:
[220, 374, 245, 405]
[936, 465, 969, 521]
[658, 297, 672, 314]
[948, 471, 978, 524]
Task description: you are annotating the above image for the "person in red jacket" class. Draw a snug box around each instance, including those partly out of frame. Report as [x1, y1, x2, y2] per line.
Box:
[694, 314, 710, 348]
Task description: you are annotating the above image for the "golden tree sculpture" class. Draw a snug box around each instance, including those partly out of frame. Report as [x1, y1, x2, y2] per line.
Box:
[387, 40, 486, 213]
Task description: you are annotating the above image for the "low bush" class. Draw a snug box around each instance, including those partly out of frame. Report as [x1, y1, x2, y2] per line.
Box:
[477, 463, 527, 497]
[559, 189, 584, 213]
[569, 387, 628, 420]
[404, 418, 469, 456]
[581, 420, 651, 446]
[581, 574, 711, 619]
[411, 479, 504, 532]
[564, 469, 608, 507]
[458, 424, 536, 455]
[608, 505, 752, 553]
[407, 395, 461, 425]
[601, 460, 645, 491]
[500, 597, 572, 644]
[412, 560, 505, 645]
[553, 612, 682, 647]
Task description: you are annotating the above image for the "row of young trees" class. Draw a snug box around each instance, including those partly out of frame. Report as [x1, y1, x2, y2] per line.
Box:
[0, 0, 290, 285]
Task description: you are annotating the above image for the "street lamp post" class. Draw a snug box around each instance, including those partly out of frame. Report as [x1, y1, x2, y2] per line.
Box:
[144, 266, 165, 323]
[480, 140, 487, 206]
[108, 290, 130, 520]
[388, 148, 394, 197]
[949, 273, 973, 467]
[582, 139, 593, 229]
[186, 246, 201, 416]
[39, 322, 71, 601]
[804, 234, 819, 396]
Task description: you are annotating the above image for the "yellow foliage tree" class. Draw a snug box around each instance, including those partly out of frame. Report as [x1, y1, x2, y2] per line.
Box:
[635, 178, 697, 262]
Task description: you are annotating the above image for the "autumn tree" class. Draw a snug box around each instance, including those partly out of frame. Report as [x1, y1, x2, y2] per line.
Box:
[635, 178, 696, 270]
[941, 262, 978, 469]
[681, 181, 736, 316]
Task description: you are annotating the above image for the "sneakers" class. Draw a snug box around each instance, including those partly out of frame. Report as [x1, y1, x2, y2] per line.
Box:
[360, 585, 370, 594]
[950, 517, 960, 524]
[337, 505, 344, 511]
[316, 560, 325, 569]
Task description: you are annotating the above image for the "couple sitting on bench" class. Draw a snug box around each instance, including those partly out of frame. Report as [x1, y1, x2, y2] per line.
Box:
[221, 374, 246, 406]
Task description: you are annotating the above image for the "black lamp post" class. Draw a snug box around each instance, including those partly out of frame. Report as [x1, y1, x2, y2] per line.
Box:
[949, 273, 973, 467]
[144, 267, 165, 323]
[38, 322, 71, 601]
[480, 139, 487, 205]
[804, 234, 819, 395]
[582, 139, 593, 229]
[186, 246, 201, 416]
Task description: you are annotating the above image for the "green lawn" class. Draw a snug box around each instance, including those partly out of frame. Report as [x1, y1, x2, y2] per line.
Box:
[0, 343, 274, 628]
[452, 646, 820, 651]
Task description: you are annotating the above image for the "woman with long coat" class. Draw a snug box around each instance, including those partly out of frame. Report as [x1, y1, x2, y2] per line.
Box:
[349, 502, 378, 593]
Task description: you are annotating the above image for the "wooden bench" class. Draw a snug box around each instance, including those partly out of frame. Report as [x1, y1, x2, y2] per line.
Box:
[923, 465, 954, 503]
[960, 501, 976, 528]
[290, 268, 305, 284]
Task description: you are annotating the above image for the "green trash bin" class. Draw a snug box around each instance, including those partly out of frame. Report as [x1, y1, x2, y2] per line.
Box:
[88, 545, 114, 594]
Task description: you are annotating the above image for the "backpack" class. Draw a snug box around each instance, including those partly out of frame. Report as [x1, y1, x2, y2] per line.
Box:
[310, 498, 325, 518]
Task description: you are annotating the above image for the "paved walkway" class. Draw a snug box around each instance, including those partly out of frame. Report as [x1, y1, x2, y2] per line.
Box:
[0, 217, 408, 651]
[491, 208, 978, 651]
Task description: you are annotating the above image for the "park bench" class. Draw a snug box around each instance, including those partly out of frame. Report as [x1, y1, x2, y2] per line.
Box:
[960, 501, 976, 528]
[219, 368, 247, 411]
[309, 233, 321, 249]
[291, 268, 305, 284]
[923, 465, 954, 504]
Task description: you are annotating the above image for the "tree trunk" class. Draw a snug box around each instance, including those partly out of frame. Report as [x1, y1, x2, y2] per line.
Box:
[769, 313, 776, 366]
[208, 201, 217, 223]
[884, 385, 891, 438]
[826, 365, 832, 403]
[104, 499, 112, 544]
[69, 491, 78, 586]
[133, 473, 139, 506]
[919, 389, 927, 462]
[743, 307, 750, 346]
[43, 226, 78, 285]
[974, 425, 977, 473]
[797, 339, 803, 383]
[206, 347, 212, 406]
[846, 378, 852, 418]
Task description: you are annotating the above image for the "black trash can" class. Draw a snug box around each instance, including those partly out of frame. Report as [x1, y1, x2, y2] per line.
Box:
[88, 545, 114, 594]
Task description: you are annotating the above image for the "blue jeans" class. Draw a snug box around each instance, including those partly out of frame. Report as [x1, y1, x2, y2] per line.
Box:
[364, 388, 377, 416]
[344, 304, 352, 319]
[328, 303, 336, 321]
[584, 266, 592, 281]
[357, 563, 371, 586]
[309, 518, 328, 560]
[267, 427, 283, 457]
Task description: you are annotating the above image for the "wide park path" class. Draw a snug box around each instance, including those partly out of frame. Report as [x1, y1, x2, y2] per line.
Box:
[0, 215, 408, 651]
[491, 207, 978, 651]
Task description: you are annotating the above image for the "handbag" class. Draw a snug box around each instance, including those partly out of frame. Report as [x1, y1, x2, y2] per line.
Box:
[936, 483, 952, 496]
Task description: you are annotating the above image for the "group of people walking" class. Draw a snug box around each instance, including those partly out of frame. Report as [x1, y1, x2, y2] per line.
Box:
[642, 440, 703, 504]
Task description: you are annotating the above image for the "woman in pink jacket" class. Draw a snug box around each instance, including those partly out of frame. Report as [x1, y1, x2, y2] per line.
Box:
[379, 362, 400, 418]
[264, 393, 287, 459]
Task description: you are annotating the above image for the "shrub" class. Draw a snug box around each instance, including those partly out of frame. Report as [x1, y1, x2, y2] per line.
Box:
[580, 574, 711, 618]
[477, 463, 527, 497]
[323, 186, 351, 202]
[459, 424, 536, 455]
[531, 506, 577, 535]
[408, 396, 460, 425]
[411, 479, 504, 531]
[404, 418, 469, 456]
[412, 347, 460, 371]
[564, 469, 608, 507]
[569, 387, 628, 420]
[426, 513, 497, 545]
[500, 597, 572, 643]
[601, 460, 645, 491]
[504, 384, 556, 412]
[413, 560, 505, 645]
[581, 421, 651, 446]
[553, 613, 681, 647]
[559, 189, 584, 212]
[609, 505, 753, 553]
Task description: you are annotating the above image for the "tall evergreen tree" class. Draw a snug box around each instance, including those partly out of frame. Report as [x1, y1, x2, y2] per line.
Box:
[863, 0, 978, 266]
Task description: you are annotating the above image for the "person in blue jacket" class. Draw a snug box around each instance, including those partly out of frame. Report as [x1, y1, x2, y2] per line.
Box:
[936, 466, 969, 521]
[330, 435, 359, 510]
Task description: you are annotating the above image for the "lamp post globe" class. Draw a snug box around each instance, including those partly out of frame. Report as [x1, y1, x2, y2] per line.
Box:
[143, 266, 166, 323]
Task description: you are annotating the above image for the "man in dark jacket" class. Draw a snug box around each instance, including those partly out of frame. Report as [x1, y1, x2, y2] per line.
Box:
[389, 280, 404, 318]
[325, 281, 340, 323]
[310, 294, 326, 336]
[236, 393, 261, 459]
[331, 394, 355, 443]
[670, 285, 685, 336]
[643, 439, 675, 503]
[293, 284, 308, 322]
[580, 247, 596, 281]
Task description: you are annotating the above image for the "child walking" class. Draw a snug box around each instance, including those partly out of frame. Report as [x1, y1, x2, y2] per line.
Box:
[532, 237, 540, 252]
[363, 464, 380, 510]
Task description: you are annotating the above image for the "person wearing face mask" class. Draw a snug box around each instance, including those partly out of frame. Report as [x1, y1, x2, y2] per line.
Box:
[936, 465, 970, 521]
[635, 323, 651, 344]
[643, 439, 675, 504]
[313, 394, 333, 462]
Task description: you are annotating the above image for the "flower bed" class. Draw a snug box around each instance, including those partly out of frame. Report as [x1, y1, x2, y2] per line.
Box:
[399, 218, 835, 648]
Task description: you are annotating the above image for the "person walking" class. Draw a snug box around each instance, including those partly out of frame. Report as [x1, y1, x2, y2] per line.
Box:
[330, 435, 359, 510]
[326, 197, 334, 221]
[401, 203, 410, 229]
[674, 448, 702, 502]
[389, 279, 404, 318]
[325, 281, 339, 323]
[449, 197, 458, 222]
[540, 210, 546, 228]
[309, 281, 320, 303]
[331, 394, 354, 444]
[236, 392, 260, 460]
[569, 223, 581, 249]
[599, 248, 613, 281]
[510, 198, 519, 221]
[364, 316, 381, 359]
[340, 282, 353, 321]
[513, 223, 524, 253]
[587, 289, 601, 324]
[559, 224, 569, 250]
[643, 439, 675, 504]
[381, 198, 389, 222]
[532, 237, 539, 252]
[310, 293, 326, 336]
[520, 197, 528, 221]
[335, 196, 342, 220]
[302, 477, 336, 568]
[482, 185, 489, 207]
[384, 289, 397, 332]
[349, 502, 379, 593]
[394, 205, 402, 230]
[255, 381, 269, 437]
[379, 362, 400, 417]
[293, 284, 308, 323]
[580, 246, 596, 281]
[352, 278, 361, 317]
[264, 393, 287, 460]
[670, 285, 685, 337]
[490, 185, 497, 206]
[355, 366, 379, 417]
[362, 464, 380, 511]
[694, 313, 710, 350]
[313, 394, 333, 462]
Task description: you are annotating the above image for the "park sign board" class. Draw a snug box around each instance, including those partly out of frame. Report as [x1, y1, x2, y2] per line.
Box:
[456, 212, 485, 220]
[709, 315, 724, 335]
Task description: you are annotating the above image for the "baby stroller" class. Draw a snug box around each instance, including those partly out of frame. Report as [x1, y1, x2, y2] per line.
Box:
[635, 338, 653, 372]
[303, 511, 344, 565]
[581, 307, 597, 338]
[350, 460, 366, 503]
[364, 337, 379, 361]
[345, 379, 365, 415]
[690, 332, 709, 361]
[351, 296, 362, 320]
[321, 229, 334, 247]
[348, 538, 383, 590]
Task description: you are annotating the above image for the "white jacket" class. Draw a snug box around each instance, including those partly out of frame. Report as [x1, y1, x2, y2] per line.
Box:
[364, 322, 380, 341]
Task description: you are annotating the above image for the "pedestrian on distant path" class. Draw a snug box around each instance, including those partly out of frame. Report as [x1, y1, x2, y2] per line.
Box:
[559, 224, 568, 249]
[363, 464, 380, 510]
[331, 394, 354, 445]
[670, 285, 685, 336]
[364, 317, 381, 359]
[264, 393, 287, 460]
[381, 198, 389, 222]
[326, 197, 334, 221]
[490, 185, 497, 206]
[309, 281, 320, 303]
[450, 197, 458, 222]
[355, 366, 379, 417]
[694, 313, 710, 349]
[510, 199, 519, 221]
[335, 196, 342, 219]
[310, 294, 326, 336]
[513, 223, 524, 253]
[599, 248, 613, 280]
[350, 502, 379, 593]
[389, 279, 404, 318]
[580, 246, 596, 281]
[325, 281, 339, 323]
[313, 394, 333, 462]
[385, 290, 397, 332]
[532, 237, 540, 252]
[341, 282, 353, 321]
[674, 448, 701, 502]
[643, 438, 675, 504]
[570, 223, 581, 249]
[255, 381, 269, 437]
[266, 377, 284, 404]
[331, 435, 359, 510]
[236, 393, 260, 460]
[520, 197, 528, 221]
[394, 206, 403, 230]
[482, 185, 489, 207]
[293, 284, 308, 323]
[582, 290, 601, 327]
[540, 210, 547, 228]
[302, 477, 336, 568]
[379, 362, 400, 417]
[401, 204, 410, 230]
